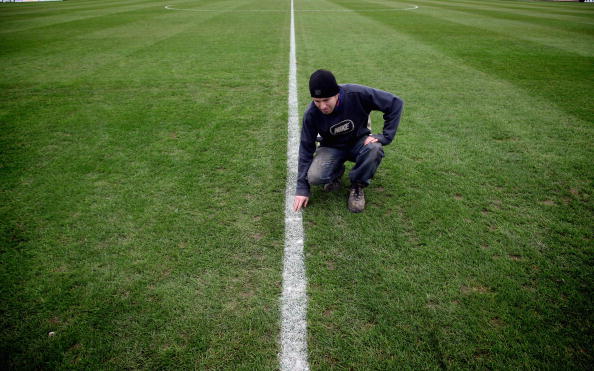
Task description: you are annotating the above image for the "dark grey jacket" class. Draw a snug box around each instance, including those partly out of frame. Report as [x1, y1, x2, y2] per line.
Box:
[296, 84, 404, 197]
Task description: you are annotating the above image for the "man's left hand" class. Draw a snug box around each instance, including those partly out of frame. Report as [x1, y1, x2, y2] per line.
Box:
[364, 136, 379, 145]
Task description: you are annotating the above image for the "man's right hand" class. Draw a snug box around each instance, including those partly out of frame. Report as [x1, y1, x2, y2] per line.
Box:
[293, 196, 309, 212]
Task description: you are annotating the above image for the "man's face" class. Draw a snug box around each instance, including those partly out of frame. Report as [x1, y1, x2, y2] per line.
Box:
[312, 94, 339, 115]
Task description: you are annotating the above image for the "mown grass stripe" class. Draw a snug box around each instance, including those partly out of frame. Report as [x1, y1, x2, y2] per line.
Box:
[416, 0, 594, 56]
[0, 5, 234, 87]
[433, 0, 593, 15]
[420, 0, 594, 29]
[0, 0, 162, 33]
[350, 1, 593, 122]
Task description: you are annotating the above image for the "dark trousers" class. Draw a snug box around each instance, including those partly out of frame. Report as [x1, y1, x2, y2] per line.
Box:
[307, 136, 384, 187]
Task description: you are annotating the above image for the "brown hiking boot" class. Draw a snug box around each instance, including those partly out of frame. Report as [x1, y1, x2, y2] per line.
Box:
[347, 183, 365, 213]
[323, 165, 345, 192]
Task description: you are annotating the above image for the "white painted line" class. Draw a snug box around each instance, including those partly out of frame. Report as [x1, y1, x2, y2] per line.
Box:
[280, 0, 309, 369]
[164, 4, 418, 13]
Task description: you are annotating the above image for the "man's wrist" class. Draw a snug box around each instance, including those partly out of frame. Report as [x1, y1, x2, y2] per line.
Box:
[295, 190, 310, 197]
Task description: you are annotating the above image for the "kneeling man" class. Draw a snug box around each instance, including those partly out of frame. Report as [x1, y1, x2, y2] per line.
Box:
[293, 69, 404, 213]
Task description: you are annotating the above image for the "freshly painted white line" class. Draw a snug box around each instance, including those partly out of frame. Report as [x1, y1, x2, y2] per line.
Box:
[164, 4, 419, 13]
[280, 0, 309, 369]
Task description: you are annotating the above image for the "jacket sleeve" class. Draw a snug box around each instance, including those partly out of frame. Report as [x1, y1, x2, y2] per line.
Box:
[295, 110, 317, 197]
[367, 88, 404, 146]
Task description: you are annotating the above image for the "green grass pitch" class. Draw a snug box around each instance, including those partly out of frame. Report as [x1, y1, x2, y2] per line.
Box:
[1, 0, 592, 369]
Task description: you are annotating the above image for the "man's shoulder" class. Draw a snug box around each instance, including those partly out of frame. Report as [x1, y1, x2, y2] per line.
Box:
[341, 84, 398, 105]
[341, 84, 372, 94]
[340, 84, 381, 104]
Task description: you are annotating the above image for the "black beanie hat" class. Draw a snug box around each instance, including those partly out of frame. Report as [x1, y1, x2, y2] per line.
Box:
[309, 69, 339, 98]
